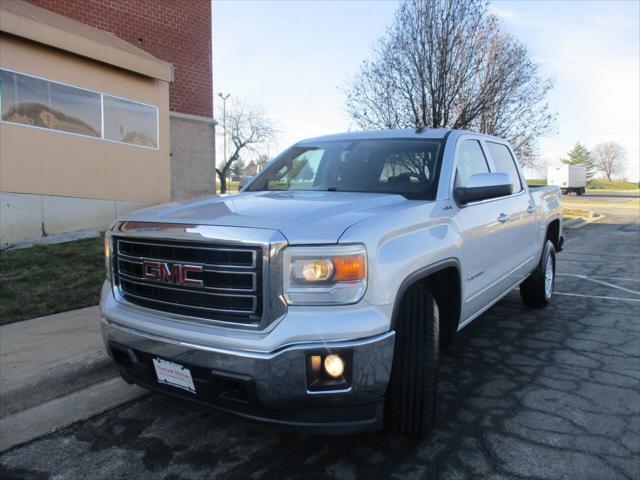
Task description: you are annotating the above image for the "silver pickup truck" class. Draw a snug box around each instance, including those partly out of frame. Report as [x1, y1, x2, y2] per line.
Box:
[101, 128, 563, 435]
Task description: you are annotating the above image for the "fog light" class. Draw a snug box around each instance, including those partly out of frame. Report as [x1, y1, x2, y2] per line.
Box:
[323, 354, 345, 378]
[310, 355, 322, 373]
[306, 351, 352, 391]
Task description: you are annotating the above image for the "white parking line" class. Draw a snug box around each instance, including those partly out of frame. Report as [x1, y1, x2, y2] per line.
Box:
[564, 275, 639, 283]
[560, 251, 640, 258]
[556, 273, 640, 295]
[555, 292, 640, 303]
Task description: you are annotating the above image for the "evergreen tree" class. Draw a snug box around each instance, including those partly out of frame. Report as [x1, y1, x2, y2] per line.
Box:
[562, 143, 596, 179]
[230, 157, 246, 176]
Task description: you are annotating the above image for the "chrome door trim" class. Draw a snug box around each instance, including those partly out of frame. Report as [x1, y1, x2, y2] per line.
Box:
[464, 255, 535, 304]
[457, 283, 515, 330]
[458, 257, 535, 331]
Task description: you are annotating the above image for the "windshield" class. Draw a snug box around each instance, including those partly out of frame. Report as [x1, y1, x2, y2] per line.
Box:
[246, 138, 444, 200]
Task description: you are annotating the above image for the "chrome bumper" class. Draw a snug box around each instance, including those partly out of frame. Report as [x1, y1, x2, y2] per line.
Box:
[102, 319, 395, 433]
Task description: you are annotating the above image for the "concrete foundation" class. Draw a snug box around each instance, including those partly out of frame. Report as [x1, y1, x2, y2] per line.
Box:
[170, 112, 216, 200]
[0, 192, 146, 247]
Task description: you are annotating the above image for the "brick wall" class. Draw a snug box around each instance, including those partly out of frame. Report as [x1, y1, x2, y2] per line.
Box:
[28, 0, 212, 117]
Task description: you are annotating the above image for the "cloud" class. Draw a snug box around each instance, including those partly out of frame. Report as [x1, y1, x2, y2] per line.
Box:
[492, 1, 639, 179]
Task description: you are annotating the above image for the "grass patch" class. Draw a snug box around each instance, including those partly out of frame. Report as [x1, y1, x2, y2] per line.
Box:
[215, 181, 240, 193]
[563, 208, 592, 218]
[587, 179, 639, 190]
[529, 178, 639, 190]
[0, 237, 105, 325]
[527, 178, 547, 186]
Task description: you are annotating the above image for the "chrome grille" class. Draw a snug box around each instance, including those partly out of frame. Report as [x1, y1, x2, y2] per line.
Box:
[113, 238, 263, 324]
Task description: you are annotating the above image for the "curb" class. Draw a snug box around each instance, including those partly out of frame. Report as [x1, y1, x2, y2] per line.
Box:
[0, 352, 118, 418]
[0, 306, 149, 450]
[563, 210, 604, 230]
[563, 217, 585, 229]
[0, 377, 147, 452]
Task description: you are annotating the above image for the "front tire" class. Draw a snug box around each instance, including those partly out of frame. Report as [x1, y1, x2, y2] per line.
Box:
[520, 240, 556, 308]
[385, 285, 439, 435]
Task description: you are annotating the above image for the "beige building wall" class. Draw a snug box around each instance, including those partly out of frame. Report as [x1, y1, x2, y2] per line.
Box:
[0, 34, 171, 204]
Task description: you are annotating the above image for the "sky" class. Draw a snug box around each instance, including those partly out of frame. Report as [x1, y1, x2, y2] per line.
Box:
[212, 0, 640, 180]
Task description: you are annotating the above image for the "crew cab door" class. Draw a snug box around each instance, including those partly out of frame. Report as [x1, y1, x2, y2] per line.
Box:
[452, 137, 519, 324]
[484, 141, 538, 284]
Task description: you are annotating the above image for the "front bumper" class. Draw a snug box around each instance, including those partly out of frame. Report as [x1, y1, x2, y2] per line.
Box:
[102, 319, 395, 434]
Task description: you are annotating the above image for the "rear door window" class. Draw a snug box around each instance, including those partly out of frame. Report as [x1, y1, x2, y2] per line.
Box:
[486, 142, 523, 193]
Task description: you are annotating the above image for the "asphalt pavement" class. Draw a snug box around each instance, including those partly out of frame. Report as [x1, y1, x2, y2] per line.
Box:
[1, 201, 638, 480]
[570, 190, 639, 200]
[562, 190, 640, 207]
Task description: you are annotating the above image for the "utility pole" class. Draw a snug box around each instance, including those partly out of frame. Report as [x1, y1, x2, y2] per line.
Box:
[217, 92, 231, 165]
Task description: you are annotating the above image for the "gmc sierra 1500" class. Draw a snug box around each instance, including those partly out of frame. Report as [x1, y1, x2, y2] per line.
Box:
[101, 128, 563, 435]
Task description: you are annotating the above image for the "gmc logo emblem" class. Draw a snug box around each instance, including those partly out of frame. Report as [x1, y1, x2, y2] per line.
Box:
[142, 261, 203, 287]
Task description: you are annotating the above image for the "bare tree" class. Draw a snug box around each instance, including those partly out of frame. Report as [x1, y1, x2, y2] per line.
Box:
[216, 100, 275, 193]
[519, 153, 544, 179]
[592, 142, 626, 181]
[344, 0, 555, 160]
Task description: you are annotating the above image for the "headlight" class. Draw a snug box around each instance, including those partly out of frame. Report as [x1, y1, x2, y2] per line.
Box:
[283, 245, 367, 305]
[104, 233, 112, 280]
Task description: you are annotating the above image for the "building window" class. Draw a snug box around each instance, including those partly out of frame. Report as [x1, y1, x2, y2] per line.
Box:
[0, 68, 158, 149]
[104, 95, 157, 148]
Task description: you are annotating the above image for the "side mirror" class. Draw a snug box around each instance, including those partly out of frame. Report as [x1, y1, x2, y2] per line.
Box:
[454, 172, 513, 204]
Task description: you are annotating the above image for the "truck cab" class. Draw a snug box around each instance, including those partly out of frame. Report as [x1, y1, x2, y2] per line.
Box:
[101, 128, 563, 435]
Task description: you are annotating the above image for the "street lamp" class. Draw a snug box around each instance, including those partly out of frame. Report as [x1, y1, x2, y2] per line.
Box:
[217, 92, 231, 165]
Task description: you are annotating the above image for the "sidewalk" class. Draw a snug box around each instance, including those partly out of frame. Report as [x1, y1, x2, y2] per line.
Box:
[0, 306, 146, 451]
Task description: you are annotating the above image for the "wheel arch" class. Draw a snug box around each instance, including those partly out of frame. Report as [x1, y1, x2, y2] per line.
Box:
[546, 218, 561, 250]
[390, 258, 462, 342]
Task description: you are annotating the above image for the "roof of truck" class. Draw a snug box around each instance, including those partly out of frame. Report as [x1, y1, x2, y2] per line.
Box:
[297, 128, 453, 145]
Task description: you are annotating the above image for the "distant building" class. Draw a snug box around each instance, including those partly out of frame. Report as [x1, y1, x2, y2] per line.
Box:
[0, 0, 214, 247]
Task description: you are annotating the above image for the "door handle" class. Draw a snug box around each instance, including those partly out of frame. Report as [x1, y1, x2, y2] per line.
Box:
[498, 213, 510, 224]
[527, 205, 537, 214]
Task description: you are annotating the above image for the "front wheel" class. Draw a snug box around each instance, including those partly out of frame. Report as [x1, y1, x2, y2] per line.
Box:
[385, 285, 439, 435]
[520, 240, 556, 308]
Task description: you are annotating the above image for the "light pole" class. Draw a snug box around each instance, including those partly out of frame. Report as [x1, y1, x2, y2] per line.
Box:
[217, 92, 231, 165]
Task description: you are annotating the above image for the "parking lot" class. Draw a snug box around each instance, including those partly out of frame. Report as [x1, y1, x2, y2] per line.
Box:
[1, 199, 638, 480]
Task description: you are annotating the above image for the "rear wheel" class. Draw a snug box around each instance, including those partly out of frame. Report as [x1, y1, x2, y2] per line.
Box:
[520, 240, 556, 308]
[385, 285, 439, 435]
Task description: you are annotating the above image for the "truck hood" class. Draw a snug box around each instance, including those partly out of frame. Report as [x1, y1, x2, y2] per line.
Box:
[123, 190, 413, 244]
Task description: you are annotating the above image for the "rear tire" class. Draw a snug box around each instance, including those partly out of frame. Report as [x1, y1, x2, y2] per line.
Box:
[385, 285, 439, 435]
[520, 240, 556, 308]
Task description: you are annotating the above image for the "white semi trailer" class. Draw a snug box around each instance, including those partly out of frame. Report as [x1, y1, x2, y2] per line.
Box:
[547, 164, 587, 195]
